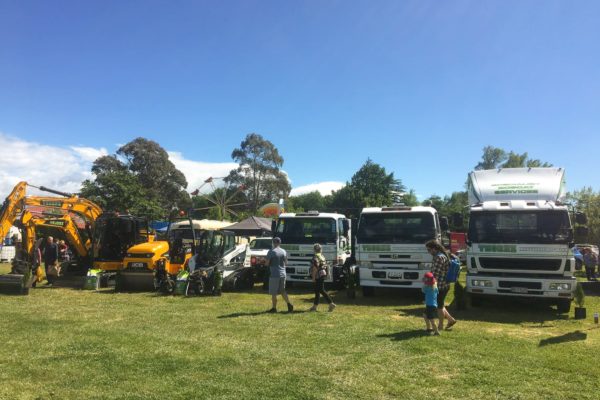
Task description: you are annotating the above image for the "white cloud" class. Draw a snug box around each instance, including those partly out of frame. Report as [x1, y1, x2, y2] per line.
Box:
[290, 181, 345, 196]
[0, 133, 104, 197]
[70, 146, 108, 163]
[167, 151, 238, 194]
[0, 133, 344, 202]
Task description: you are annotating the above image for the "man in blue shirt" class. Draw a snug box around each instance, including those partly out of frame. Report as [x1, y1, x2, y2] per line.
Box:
[266, 237, 294, 313]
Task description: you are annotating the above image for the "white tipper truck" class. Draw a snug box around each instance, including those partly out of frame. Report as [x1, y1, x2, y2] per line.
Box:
[356, 206, 447, 296]
[274, 211, 351, 287]
[466, 168, 581, 313]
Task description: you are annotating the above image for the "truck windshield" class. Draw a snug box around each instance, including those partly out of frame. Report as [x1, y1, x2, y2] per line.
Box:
[468, 211, 572, 244]
[357, 212, 436, 244]
[276, 218, 337, 244]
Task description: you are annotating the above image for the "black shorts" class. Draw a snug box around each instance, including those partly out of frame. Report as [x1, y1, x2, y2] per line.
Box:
[436, 287, 449, 309]
[424, 306, 437, 320]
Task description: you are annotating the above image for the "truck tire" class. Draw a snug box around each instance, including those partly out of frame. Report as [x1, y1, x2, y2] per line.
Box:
[362, 286, 375, 297]
[557, 299, 571, 314]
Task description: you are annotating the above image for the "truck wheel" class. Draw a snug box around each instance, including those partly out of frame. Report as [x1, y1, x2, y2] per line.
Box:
[470, 294, 482, 307]
[362, 286, 375, 297]
[557, 299, 571, 314]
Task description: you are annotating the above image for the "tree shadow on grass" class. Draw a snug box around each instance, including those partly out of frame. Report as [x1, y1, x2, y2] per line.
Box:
[539, 330, 587, 347]
[377, 329, 430, 341]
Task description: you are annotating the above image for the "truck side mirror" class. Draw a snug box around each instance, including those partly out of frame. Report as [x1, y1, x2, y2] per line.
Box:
[271, 219, 277, 233]
[440, 217, 449, 231]
[575, 212, 588, 225]
[342, 219, 350, 238]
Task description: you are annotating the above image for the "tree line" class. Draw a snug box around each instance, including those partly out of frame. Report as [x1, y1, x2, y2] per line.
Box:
[79, 137, 600, 243]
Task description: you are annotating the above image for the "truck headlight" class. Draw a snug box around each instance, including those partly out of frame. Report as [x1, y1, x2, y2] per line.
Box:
[549, 283, 571, 291]
[419, 262, 432, 270]
[472, 279, 493, 287]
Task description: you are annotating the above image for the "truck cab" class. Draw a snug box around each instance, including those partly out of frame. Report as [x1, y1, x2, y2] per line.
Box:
[356, 206, 443, 296]
[274, 211, 351, 287]
[465, 168, 578, 313]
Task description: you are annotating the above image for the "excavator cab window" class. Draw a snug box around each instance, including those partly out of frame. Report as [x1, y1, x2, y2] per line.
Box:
[93, 215, 150, 262]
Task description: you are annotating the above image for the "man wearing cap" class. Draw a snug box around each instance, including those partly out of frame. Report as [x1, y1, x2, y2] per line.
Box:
[266, 237, 294, 313]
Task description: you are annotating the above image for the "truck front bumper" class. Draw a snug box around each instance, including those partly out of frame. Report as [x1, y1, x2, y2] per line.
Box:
[466, 273, 575, 299]
[358, 266, 426, 289]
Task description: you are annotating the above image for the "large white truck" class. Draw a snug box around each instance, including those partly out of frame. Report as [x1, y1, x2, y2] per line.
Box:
[356, 206, 446, 296]
[274, 211, 351, 287]
[465, 168, 582, 313]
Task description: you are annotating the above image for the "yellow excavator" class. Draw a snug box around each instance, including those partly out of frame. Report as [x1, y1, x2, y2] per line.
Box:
[0, 182, 151, 293]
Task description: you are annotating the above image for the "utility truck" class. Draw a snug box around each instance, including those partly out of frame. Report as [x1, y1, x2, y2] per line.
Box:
[273, 211, 351, 287]
[465, 168, 583, 313]
[356, 206, 446, 296]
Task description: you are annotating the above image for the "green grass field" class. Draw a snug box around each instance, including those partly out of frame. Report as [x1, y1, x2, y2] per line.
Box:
[1, 262, 599, 400]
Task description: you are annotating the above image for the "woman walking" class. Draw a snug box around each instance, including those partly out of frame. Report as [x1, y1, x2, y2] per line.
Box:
[425, 239, 457, 330]
[309, 243, 336, 312]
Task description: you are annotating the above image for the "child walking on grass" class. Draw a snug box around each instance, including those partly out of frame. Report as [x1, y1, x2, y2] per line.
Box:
[422, 272, 440, 336]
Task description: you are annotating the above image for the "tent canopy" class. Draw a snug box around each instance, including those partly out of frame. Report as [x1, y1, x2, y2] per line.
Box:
[225, 216, 272, 237]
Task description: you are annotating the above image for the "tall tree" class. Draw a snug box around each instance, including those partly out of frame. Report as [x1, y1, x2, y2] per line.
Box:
[475, 146, 507, 170]
[117, 138, 190, 210]
[501, 151, 529, 168]
[80, 138, 190, 219]
[288, 191, 327, 213]
[475, 146, 553, 170]
[567, 187, 600, 244]
[329, 159, 405, 217]
[227, 133, 291, 213]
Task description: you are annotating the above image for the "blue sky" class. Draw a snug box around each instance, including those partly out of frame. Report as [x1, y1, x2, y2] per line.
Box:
[1, 0, 599, 199]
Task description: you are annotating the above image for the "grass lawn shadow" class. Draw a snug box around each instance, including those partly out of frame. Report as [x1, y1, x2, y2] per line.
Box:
[378, 329, 431, 341]
[395, 297, 568, 325]
[539, 330, 587, 346]
[218, 309, 307, 318]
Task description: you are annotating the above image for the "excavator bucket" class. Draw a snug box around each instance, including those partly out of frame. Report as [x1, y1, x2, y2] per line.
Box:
[0, 261, 33, 295]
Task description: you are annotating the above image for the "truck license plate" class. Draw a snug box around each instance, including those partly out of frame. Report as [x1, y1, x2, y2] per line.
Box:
[511, 287, 528, 294]
[131, 262, 146, 269]
[388, 271, 402, 279]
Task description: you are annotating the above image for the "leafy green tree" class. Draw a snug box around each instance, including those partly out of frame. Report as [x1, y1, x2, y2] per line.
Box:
[400, 189, 419, 206]
[422, 195, 444, 210]
[501, 151, 529, 168]
[227, 133, 291, 213]
[567, 187, 600, 244]
[118, 138, 191, 211]
[288, 191, 327, 212]
[475, 146, 507, 170]
[329, 159, 405, 217]
[421, 191, 468, 231]
[475, 146, 552, 170]
[80, 138, 190, 220]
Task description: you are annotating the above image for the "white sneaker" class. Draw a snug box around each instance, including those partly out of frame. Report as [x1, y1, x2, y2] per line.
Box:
[328, 303, 336, 312]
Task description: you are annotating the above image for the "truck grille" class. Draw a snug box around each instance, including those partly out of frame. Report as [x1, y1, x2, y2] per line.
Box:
[479, 258, 561, 271]
[498, 281, 542, 289]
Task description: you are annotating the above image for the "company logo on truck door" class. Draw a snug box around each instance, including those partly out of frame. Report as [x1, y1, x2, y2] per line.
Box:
[491, 183, 539, 195]
[479, 244, 517, 253]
